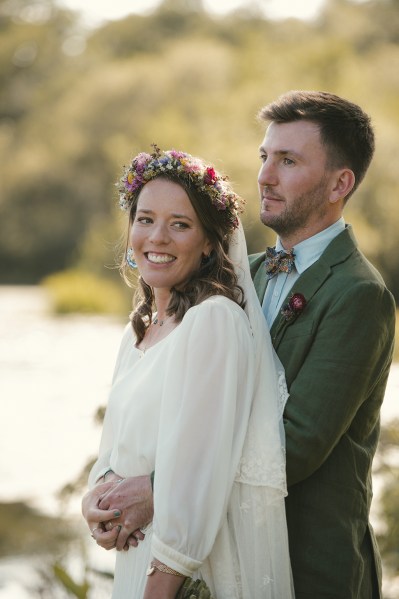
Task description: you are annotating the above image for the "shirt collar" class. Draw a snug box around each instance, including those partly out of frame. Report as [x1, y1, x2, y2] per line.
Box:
[275, 217, 345, 274]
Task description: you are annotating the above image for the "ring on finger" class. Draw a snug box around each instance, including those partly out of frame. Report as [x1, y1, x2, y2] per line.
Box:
[90, 527, 101, 538]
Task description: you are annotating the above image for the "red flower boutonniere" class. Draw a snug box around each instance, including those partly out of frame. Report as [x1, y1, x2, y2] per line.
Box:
[281, 293, 307, 322]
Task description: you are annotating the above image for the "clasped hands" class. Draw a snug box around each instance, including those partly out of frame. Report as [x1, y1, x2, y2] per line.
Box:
[82, 473, 154, 551]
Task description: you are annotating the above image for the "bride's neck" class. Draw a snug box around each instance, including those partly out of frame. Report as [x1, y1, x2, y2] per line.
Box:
[153, 288, 172, 322]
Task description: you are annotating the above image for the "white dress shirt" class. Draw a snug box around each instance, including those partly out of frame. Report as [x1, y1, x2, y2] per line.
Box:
[262, 218, 345, 327]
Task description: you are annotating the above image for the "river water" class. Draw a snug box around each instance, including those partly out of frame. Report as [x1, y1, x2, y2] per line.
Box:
[0, 286, 398, 597]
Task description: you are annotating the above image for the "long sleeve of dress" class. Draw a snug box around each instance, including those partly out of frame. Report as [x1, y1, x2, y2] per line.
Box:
[88, 323, 131, 489]
[151, 297, 255, 576]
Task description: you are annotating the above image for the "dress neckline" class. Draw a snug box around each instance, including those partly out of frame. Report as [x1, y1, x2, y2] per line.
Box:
[131, 321, 181, 357]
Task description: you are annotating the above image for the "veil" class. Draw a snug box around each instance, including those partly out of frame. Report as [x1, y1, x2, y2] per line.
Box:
[227, 222, 295, 598]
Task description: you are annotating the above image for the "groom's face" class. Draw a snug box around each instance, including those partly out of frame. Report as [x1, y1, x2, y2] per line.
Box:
[258, 120, 336, 241]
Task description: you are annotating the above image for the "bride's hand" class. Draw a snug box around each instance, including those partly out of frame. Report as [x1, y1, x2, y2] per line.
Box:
[91, 523, 121, 550]
[82, 478, 124, 550]
[103, 521, 146, 550]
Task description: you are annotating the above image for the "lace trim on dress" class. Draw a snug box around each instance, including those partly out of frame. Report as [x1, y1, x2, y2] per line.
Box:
[277, 369, 289, 416]
[235, 441, 286, 493]
[234, 368, 289, 495]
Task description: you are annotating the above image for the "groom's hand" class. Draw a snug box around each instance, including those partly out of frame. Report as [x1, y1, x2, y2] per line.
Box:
[98, 475, 154, 551]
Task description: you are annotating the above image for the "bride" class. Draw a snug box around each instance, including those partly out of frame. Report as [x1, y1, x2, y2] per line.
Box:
[82, 146, 294, 598]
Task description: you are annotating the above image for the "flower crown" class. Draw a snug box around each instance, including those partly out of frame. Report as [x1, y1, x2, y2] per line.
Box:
[117, 144, 244, 231]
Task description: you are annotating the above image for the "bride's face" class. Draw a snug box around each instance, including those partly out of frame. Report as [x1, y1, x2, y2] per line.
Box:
[130, 178, 212, 292]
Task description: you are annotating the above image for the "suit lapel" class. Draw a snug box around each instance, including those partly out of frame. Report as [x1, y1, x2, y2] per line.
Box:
[253, 256, 268, 301]
[269, 225, 358, 348]
[270, 259, 331, 347]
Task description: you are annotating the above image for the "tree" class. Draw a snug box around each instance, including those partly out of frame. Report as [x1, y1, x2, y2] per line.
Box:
[0, 0, 398, 300]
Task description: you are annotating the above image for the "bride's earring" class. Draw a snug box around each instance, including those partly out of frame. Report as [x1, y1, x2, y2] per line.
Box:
[126, 248, 137, 269]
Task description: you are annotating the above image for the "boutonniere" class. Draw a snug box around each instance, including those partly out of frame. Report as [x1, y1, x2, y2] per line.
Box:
[281, 292, 307, 322]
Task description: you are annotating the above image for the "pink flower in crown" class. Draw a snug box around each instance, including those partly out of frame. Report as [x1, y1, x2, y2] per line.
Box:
[169, 150, 187, 160]
[215, 194, 228, 210]
[281, 292, 307, 322]
[134, 152, 151, 173]
[185, 162, 201, 174]
[204, 166, 218, 185]
[135, 152, 151, 165]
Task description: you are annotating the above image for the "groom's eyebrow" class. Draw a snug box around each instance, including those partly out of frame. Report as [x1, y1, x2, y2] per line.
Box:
[259, 146, 303, 160]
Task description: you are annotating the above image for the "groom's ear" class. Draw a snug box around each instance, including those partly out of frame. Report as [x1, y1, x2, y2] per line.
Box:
[329, 168, 355, 204]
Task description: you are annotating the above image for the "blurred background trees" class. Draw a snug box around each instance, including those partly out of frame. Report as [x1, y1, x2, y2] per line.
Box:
[0, 0, 398, 300]
[374, 418, 399, 586]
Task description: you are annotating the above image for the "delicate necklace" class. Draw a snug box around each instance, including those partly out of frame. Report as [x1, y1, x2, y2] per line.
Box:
[153, 315, 171, 326]
[152, 317, 164, 326]
[139, 314, 173, 355]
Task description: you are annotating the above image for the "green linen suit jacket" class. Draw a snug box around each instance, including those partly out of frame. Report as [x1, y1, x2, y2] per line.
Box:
[249, 225, 396, 599]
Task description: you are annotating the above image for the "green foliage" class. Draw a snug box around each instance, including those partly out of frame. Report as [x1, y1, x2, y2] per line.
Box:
[375, 419, 399, 579]
[42, 269, 130, 315]
[52, 562, 89, 598]
[394, 311, 399, 362]
[0, 501, 75, 557]
[0, 0, 398, 302]
[35, 557, 114, 598]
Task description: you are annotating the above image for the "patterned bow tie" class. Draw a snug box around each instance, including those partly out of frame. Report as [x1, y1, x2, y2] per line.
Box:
[264, 246, 296, 280]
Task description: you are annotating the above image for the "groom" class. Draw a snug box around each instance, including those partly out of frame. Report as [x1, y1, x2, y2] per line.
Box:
[249, 90, 395, 598]
[83, 91, 396, 598]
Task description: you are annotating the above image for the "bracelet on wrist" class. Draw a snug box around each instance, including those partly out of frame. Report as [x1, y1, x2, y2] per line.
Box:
[146, 561, 185, 577]
[102, 468, 114, 482]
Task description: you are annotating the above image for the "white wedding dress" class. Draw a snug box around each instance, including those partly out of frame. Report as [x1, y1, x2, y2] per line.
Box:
[89, 225, 295, 598]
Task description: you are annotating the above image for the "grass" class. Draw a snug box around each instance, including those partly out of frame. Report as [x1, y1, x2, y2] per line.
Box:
[42, 269, 131, 315]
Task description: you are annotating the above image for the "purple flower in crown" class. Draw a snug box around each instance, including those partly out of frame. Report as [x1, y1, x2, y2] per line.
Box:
[125, 172, 143, 192]
[131, 177, 144, 192]
[124, 175, 135, 192]
[281, 292, 307, 322]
